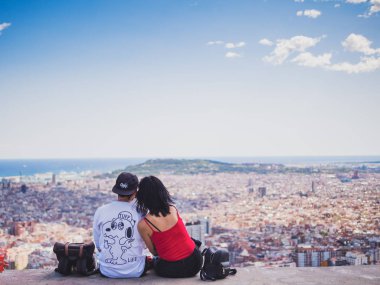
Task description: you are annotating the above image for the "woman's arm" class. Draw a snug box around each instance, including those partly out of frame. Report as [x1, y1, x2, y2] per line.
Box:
[138, 220, 157, 256]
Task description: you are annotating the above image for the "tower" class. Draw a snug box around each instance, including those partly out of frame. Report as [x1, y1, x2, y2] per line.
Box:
[311, 181, 316, 192]
[201, 216, 211, 235]
[247, 178, 254, 194]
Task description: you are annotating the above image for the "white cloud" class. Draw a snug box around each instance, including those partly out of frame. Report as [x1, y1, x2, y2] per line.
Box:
[208, 40, 245, 59]
[262, 33, 380, 74]
[296, 9, 322, 18]
[0, 22, 11, 33]
[292, 52, 380, 74]
[263, 35, 324, 65]
[225, 52, 241, 58]
[225, 42, 246, 49]
[346, 0, 380, 17]
[369, 0, 380, 15]
[259, 38, 274, 46]
[292, 52, 332, 67]
[326, 33, 380, 73]
[237, 42, 246, 48]
[207, 40, 224, 46]
[305, 9, 322, 18]
[342, 33, 380, 55]
[334, 4, 341, 8]
[346, 0, 367, 3]
[294, 0, 304, 2]
[328, 56, 380, 74]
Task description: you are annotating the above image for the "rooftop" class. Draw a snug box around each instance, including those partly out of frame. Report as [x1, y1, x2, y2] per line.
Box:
[1, 266, 380, 285]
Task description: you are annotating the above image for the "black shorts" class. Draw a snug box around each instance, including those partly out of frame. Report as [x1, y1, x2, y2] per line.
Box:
[154, 248, 203, 278]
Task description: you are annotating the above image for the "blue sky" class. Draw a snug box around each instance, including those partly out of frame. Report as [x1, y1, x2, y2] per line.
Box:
[0, 0, 379, 159]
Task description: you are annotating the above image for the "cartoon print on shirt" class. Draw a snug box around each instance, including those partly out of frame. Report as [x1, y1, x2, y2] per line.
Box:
[102, 211, 136, 265]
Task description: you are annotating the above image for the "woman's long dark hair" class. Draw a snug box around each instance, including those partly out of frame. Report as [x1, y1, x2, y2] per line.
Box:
[136, 176, 174, 217]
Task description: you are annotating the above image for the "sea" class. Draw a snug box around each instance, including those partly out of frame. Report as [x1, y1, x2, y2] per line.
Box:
[0, 156, 379, 178]
[0, 158, 144, 178]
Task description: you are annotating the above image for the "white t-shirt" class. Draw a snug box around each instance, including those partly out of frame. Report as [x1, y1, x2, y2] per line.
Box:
[93, 200, 145, 278]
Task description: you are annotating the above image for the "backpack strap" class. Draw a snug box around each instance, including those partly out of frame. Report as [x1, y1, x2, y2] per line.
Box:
[64, 242, 70, 256]
[78, 244, 84, 258]
[200, 268, 216, 281]
[191, 238, 202, 248]
[76, 243, 98, 276]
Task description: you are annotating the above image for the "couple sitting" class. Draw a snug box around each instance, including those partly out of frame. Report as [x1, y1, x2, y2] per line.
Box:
[93, 172, 203, 278]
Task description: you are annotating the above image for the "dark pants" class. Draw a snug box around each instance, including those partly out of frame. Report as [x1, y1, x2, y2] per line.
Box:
[154, 248, 203, 278]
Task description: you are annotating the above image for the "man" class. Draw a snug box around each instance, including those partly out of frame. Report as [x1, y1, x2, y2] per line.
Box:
[93, 172, 147, 278]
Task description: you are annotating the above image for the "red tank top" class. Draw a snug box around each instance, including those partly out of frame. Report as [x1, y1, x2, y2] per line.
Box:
[144, 210, 195, 261]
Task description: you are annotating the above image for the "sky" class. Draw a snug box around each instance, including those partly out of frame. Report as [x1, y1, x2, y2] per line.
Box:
[0, 0, 379, 159]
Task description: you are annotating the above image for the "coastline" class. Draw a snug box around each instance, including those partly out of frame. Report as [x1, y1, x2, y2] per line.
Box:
[1, 156, 380, 179]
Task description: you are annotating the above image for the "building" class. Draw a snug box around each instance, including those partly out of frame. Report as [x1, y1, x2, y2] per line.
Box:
[1, 179, 11, 190]
[258, 187, 266, 198]
[368, 248, 379, 264]
[346, 252, 368, 266]
[296, 246, 335, 267]
[185, 217, 210, 246]
[186, 220, 204, 246]
[368, 237, 380, 264]
[20, 184, 28, 193]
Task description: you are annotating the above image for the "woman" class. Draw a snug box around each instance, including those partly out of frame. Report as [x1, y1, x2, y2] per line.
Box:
[136, 176, 203, 278]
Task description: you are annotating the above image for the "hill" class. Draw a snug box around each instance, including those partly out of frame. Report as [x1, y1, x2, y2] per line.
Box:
[95, 158, 380, 179]
[119, 158, 284, 175]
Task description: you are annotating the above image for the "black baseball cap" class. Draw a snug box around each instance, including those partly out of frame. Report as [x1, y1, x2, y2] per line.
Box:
[112, 172, 139, 195]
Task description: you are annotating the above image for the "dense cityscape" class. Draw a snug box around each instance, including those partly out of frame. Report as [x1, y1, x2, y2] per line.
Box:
[0, 159, 379, 270]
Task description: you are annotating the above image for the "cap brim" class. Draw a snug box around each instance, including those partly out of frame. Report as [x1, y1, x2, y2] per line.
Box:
[112, 185, 137, 196]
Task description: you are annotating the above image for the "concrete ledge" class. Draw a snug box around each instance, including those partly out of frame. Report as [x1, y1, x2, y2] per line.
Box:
[1, 266, 380, 285]
[0, 265, 380, 285]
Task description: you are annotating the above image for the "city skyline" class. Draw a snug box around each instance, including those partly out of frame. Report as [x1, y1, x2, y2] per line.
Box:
[1, 0, 380, 159]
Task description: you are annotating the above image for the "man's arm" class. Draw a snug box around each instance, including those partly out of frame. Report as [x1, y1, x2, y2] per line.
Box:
[138, 221, 157, 256]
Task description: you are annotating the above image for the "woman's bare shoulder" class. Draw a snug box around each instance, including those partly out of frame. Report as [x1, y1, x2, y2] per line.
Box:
[137, 219, 147, 230]
[169, 205, 179, 215]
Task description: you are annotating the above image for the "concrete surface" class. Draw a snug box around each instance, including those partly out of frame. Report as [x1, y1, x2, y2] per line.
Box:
[1, 266, 380, 285]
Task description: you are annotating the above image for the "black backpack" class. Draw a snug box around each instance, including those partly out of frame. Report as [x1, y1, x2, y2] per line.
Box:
[53, 242, 98, 276]
[200, 247, 237, 281]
